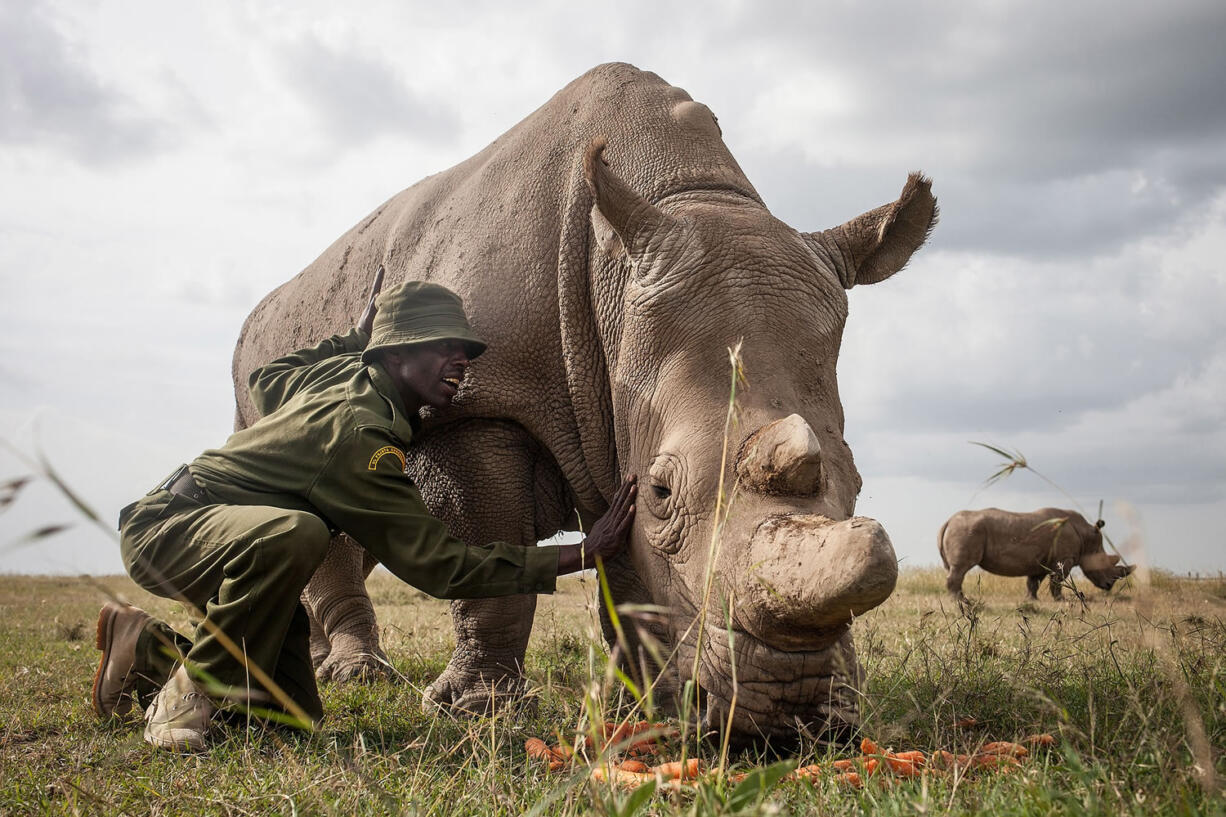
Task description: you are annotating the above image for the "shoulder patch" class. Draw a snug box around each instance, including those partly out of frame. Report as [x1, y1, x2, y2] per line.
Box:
[368, 445, 407, 472]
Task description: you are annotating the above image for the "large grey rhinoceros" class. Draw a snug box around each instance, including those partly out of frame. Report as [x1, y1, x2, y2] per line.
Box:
[231, 63, 937, 746]
[939, 507, 1135, 602]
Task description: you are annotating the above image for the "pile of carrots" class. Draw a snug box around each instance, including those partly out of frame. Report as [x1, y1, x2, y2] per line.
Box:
[524, 720, 1058, 791]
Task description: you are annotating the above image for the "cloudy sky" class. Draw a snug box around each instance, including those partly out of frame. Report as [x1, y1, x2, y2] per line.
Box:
[2, 0, 1224, 577]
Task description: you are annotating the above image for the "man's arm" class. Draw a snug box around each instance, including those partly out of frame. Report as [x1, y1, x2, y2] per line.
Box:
[248, 267, 385, 417]
[308, 428, 636, 599]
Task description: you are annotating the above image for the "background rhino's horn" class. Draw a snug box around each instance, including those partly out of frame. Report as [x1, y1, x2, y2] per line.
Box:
[583, 137, 677, 264]
[802, 172, 938, 288]
[736, 414, 823, 496]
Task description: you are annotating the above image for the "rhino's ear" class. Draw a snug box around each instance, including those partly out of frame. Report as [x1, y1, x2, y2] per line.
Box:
[1123, 564, 1136, 576]
[584, 137, 678, 267]
[802, 172, 938, 288]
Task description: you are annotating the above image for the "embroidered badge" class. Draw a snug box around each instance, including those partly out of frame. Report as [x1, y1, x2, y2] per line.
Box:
[368, 445, 407, 471]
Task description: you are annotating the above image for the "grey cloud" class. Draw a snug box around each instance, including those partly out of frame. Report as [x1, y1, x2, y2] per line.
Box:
[0, 2, 176, 163]
[837, 243, 1226, 436]
[703, 1, 1226, 259]
[276, 33, 460, 147]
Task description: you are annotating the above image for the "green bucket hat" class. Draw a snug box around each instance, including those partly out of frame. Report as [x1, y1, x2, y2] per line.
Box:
[362, 280, 487, 363]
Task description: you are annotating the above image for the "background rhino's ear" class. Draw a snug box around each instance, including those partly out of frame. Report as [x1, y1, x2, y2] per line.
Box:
[584, 137, 677, 267]
[802, 172, 938, 288]
[1123, 564, 1136, 575]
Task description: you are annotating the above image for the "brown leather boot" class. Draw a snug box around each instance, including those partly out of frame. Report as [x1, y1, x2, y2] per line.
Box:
[92, 601, 152, 718]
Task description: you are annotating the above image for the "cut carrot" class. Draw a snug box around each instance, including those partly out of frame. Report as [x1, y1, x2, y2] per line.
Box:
[953, 716, 978, 728]
[981, 741, 1028, 758]
[835, 771, 864, 789]
[883, 756, 920, 777]
[973, 754, 1021, 770]
[860, 737, 881, 755]
[525, 738, 552, 762]
[1022, 733, 1057, 747]
[651, 759, 703, 780]
[890, 750, 926, 764]
[619, 760, 649, 774]
[590, 766, 654, 787]
[863, 758, 881, 776]
[831, 759, 855, 772]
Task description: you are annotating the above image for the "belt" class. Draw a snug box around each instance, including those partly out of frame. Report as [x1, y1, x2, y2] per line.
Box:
[159, 464, 208, 504]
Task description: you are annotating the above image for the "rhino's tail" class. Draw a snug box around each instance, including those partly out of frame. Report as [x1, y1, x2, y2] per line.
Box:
[937, 520, 950, 570]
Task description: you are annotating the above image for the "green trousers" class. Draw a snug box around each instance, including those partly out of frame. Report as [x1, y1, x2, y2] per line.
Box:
[120, 490, 331, 723]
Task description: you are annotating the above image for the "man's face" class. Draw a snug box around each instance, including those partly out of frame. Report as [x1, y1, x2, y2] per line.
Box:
[382, 339, 472, 412]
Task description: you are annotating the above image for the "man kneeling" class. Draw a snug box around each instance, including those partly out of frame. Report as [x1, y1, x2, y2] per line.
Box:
[93, 273, 636, 751]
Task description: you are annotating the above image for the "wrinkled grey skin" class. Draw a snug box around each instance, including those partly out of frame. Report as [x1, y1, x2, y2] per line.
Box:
[939, 507, 1135, 601]
[231, 63, 937, 746]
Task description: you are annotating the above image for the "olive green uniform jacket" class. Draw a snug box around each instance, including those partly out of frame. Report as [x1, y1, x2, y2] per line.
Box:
[190, 328, 559, 597]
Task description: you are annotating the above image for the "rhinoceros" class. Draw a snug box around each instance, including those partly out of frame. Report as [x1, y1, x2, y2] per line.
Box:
[230, 63, 937, 746]
[939, 507, 1134, 601]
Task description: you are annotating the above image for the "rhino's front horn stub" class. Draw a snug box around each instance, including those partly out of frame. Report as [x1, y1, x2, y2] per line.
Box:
[736, 515, 897, 651]
[736, 414, 822, 496]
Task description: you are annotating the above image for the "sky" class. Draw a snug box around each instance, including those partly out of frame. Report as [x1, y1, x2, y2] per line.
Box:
[2, 0, 1224, 577]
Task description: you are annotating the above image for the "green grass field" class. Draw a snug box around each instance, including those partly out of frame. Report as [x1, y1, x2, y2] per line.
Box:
[1, 567, 1223, 815]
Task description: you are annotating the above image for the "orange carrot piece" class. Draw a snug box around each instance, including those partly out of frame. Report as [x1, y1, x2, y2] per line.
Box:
[835, 771, 864, 788]
[831, 759, 855, 772]
[973, 753, 1022, 770]
[891, 750, 926, 764]
[863, 758, 881, 776]
[860, 737, 881, 755]
[590, 766, 655, 787]
[619, 760, 649, 774]
[981, 741, 1029, 758]
[884, 756, 921, 777]
[525, 738, 552, 762]
[652, 759, 703, 780]
[953, 716, 978, 728]
[1022, 733, 1057, 747]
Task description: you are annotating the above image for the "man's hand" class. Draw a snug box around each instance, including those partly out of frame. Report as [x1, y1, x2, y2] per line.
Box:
[357, 265, 386, 336]
[557, 475, 637, 575]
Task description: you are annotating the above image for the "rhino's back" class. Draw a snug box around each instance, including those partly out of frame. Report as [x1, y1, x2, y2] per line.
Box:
[955, 507, 1086, 575]
[232, 63, 755, 436]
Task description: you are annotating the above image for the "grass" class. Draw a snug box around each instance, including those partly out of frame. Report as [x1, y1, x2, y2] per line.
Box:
[1, 567, 1224, 815]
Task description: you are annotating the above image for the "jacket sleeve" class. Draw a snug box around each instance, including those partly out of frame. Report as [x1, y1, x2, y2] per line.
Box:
[306, 425, 559, 599]
[248, 328, 370, 417]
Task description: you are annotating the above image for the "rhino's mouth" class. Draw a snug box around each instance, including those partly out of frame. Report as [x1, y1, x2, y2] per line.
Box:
[693, 623, 862, 748]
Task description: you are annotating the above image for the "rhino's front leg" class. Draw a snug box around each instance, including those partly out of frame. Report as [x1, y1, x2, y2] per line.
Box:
[411, 420, 571, 717]
[423, 594, 537, 715]
[301, 532, 388, 682]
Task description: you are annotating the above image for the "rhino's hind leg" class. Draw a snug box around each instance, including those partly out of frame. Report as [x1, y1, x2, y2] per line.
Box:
[302, 533, 388, 683]
[411, 420, 571, 717]
[1026, 573, 1045, 600]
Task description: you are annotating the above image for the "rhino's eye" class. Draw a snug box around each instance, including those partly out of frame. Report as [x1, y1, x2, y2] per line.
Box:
[651, 483, 672, 501]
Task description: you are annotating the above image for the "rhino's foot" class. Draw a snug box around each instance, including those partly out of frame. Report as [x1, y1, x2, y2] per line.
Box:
[314, 633, 390, 683]
[422, 665, 531, 718]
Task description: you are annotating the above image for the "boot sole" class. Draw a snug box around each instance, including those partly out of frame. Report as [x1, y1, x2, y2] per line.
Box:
[143, 725, 207, 753]
[92, 603, 130, 718]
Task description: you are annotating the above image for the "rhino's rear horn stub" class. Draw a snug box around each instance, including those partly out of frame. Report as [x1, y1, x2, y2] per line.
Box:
[736, 414, 823, 496]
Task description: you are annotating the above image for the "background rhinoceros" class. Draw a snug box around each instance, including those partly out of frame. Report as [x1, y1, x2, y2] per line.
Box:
[231, 62, 937, 746]
[939, 507, 1135, 601]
